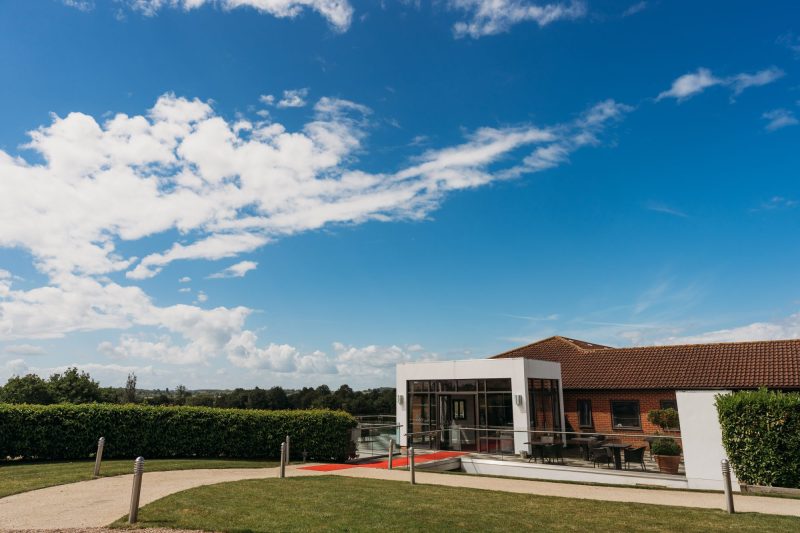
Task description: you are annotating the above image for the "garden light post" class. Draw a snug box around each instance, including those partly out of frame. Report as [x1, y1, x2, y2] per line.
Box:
[388, 438, 395, 470]
[285, 435, 291, 465]
[409, 447, 416, 485]
[128, 457, 145, 524]
[721, 459, 734, 514]
[93, 437, 105, 478]
[280, 442, 286, 478]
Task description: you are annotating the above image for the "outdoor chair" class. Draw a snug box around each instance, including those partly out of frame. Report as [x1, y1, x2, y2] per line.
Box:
[624, 446, 647, 471]
[542, 444, 563, 464]
[591, 446, 612, 468]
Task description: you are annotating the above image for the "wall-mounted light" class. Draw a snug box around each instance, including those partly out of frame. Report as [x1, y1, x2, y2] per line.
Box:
[397, 394, 404, 406]
[514, 394, 523, 406]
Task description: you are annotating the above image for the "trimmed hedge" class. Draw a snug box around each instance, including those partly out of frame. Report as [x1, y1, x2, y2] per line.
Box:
[716, 389, 800, 488]
[0, 403, 357, 462]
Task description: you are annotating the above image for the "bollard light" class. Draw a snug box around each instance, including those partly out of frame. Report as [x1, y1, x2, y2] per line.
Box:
[285, 435, 291, 466]
[93, 437, 105, 478]
[388, 438, 395, 470]
[409, 447, 416, 485]
[128, 457, 145, 524]
[721, 459, 735, 514]
[280, 442, 286, 479]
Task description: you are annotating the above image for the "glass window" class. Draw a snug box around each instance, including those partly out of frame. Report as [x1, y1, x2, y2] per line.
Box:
[578, 399, 593, 428]
[660, 399, 677, 411]
[485, 378, 512, 392]
[438, 380, 455, 392]
[611, 400, 641, 429]
[486, 393, 513, 427]
[457, 380, 477, 392]
[411, 381, 429, 392]
[453, 399, 466, 420]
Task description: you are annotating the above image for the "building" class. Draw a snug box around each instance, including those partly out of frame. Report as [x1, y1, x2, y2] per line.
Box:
[396, 336, 800, 454]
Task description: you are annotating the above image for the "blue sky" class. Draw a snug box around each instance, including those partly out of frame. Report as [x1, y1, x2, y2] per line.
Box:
[0, 0, 799, 389]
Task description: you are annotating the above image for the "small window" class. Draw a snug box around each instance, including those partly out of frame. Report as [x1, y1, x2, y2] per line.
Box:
[452, 399, 466, 420]
[660, 399, 677, 411]
[611, 400, 641, 429]
[577, 399, 593, 428]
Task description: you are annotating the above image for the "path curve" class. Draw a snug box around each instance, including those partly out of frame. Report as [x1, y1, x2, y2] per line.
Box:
[3, 464, 800, 530]
[0, 467, 281, 530]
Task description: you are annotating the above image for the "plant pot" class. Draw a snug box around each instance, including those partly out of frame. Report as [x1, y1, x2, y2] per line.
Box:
[654, 455, 681, 475]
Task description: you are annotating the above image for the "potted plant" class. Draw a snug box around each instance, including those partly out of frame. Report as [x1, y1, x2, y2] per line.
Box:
[650, 437, 682, 474]
[647, 408, 680, 431]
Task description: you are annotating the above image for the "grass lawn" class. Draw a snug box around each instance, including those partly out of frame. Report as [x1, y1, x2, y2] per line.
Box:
[0, 458, 278, 499]
[113, 476, 800, 532]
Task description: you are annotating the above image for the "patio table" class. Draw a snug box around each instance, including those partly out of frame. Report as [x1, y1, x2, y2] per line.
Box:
[600, 443, 631, 470]
[569, 437, 597, 460]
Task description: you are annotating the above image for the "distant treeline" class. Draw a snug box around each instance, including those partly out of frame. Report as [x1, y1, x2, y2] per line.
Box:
[0, 368, 396, 416]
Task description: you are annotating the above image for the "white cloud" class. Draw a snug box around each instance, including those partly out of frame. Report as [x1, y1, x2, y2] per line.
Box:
[178, 287, 192, 293]
[729, 67, 784, 97]
[195, 291, 208, 303]
[656, 68, 722, 102]
[622, 1, 647, 17]
[659, 312, 800, 345]
[209, 260, 258, 278]
[62, 0, 94, 11]
[450, 0, 586, 38]
[179, 276, 191, 283]
[118, 0, 354, 32]
[0, 93, 627, 378]
[762, 109, 798, 132]
[277, 88, 309, 108]
[752, 196, 798, 211]
[3, 344, 46, 356]
[259, 94, 275, 105]
[777, 32, 800, 56]
[657, 67, 784, 102]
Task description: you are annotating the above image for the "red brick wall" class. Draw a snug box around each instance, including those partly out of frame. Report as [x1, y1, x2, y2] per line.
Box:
[563, 389, 681, 447]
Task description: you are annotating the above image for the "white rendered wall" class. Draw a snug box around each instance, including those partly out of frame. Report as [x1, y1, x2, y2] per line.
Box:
[676, 390, 740, 491]
[395, 358, 563, 452]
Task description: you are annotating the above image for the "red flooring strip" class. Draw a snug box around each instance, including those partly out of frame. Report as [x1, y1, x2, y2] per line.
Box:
[299, 451, 467, 472]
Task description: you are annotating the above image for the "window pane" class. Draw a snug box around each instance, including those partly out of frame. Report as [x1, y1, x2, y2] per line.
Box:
[486, 393, 513, 427]
[457, 380, 477, 392]
[485, 378, 512, 392]
[578, 399, 593, 427]
[611, 401, 641, 428]
[660, 399, 677, 410]
[438, 380, 455, 392]
[411, 381, 429, 392]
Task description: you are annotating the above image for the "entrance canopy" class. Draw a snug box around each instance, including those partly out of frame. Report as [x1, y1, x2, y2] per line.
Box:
[396, 358, 564, 454]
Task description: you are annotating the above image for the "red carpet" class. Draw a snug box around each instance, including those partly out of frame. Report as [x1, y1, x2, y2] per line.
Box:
[299, 451, 467, 472]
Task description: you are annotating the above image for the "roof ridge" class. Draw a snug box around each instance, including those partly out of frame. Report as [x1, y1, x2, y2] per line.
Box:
[491, 335, 605, 359]
[601, 337, 800, 352]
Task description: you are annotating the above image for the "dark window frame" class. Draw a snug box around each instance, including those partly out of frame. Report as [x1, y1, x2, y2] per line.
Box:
[577, 399, 593, 428]
[660, 399, 677, 411]
[610, 400, 641, 429]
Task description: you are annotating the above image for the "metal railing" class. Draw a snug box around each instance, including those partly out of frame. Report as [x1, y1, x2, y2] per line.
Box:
[352, 423, 402, 460]
[404, 427, 683, 462]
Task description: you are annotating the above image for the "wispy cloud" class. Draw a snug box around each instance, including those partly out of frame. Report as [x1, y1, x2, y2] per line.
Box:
[762, 108, 798, 131]
[658, 311, 800, 345]
[450, 0, 587, 39]
[656, 66, 784, 102]
[777, 32, 800, 57]
[208, 260, 258, 279]
[645, 201, 689, 218]
[86, 1, 355, 32]
[751, 195, 798, 211]
[3, 344, 46, 356]
[622, 1, 648, 17]
[277, 88, 309, 108]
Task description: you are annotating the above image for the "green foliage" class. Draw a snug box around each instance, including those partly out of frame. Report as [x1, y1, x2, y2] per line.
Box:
[716, 389, 800, 488]
[0, 403, 357, 462]
[0, 375, 54, 404]
[650, 437, 681, 456]
[647, 408, 680, 430]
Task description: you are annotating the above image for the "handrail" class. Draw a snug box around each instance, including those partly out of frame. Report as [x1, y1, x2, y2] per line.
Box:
[404, 427, 682, 441]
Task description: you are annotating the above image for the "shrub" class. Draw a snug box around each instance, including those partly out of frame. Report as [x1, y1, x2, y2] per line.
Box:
[0, 403, 357, 462]
[646, 408, 680, 431]
[650, 437, 681, 456]
[716, 389, 800, 488]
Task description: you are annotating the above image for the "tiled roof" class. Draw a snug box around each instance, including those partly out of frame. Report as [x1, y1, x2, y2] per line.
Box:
[490, 336, 800, 390]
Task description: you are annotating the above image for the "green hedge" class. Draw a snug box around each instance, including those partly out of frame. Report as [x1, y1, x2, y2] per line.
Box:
[716, 389, 800, 488]
[0, 403, 357, 462]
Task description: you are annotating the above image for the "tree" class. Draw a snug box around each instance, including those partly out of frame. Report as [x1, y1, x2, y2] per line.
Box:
[0, 374, 54, 404]
[48, 367, 102, 404]
[123, 372, 137, 403]
[174, 384, 190, 405]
